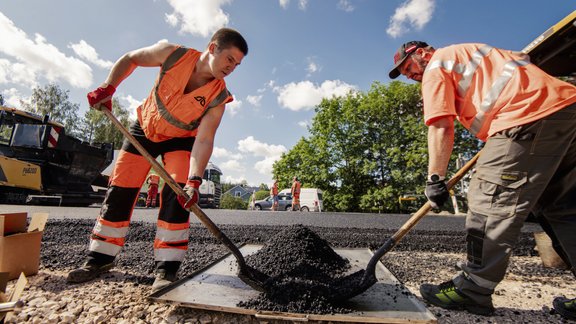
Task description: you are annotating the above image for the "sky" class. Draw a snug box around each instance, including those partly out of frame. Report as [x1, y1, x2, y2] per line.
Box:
[0, 1, 573, 187]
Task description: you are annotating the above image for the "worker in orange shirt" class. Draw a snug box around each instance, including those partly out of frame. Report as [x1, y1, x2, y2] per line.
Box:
[270, 179, 279, 211]
[67, 28, 248, 293]
[291, 176, 301, 211]
[145, 173, 160, 208]
[389, 41, 576, 318]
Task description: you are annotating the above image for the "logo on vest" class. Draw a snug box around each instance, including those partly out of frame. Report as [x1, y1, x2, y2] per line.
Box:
[194, 96, 206, 107]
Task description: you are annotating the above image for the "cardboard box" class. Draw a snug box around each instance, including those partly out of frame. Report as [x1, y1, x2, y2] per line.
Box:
[0, 213, 48, 280]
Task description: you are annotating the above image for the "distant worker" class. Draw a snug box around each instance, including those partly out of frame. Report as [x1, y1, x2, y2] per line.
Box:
[145, 173, 160, 208]
[66, 28, 248, 293]
[389, 41, 576, 318]
[291, 176, 301, 211]
[270, 179, 279, 211]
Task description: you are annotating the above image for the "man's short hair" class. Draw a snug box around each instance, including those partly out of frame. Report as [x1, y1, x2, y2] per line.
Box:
[211, 28, 248, 56]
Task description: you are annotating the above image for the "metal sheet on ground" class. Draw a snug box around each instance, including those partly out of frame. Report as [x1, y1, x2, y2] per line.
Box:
[150, 245, 436, 323]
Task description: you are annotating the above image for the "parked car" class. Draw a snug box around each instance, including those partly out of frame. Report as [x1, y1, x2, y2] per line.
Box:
[254, 193, 292, 211]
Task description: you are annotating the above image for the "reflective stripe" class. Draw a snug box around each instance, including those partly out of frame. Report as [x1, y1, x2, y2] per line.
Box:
[155, 227, 190, 242]
[457, 45, 493, 96]
[154, 247, 187, 261]
[469, 59, 530, 135]
[426, 45, 530, 137]
[89, 239, 122, 256]
[93, 221, 130, 238]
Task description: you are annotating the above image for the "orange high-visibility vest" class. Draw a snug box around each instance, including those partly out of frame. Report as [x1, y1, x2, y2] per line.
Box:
[138, 47, 233, 142]
[422, 43, 576, 141]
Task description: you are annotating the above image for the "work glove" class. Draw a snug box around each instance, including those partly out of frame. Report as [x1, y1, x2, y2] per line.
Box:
[425, 179, 449, 210]
[87, 84, 116, 111]
[177, 177, 202, 211]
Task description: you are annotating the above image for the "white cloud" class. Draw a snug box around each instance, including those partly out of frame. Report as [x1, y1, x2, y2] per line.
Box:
[213, 147, 243, 160]
[165, 0, 231, 37]
[221, 159, 245, 172]
[226, 96, 242, 116]
[223, 174, 247, 184]
[1, 88, 25, 108]
[120, 94, 143, 120]
[237, 136, 287, 176]
[297, 120, 309, 128]
[69, 40, 114, 69]
[279, 0, 290, 9]
[337, 0, 355, 12]
[278, 0, 307, 10]
[0, 58, 36, 87]
[0, 12, 93, 88]
[246, 94, 262, 107]
[274, 80, 357, 111]
[306, 57, 321, 77]
[387, 0, 435, 38]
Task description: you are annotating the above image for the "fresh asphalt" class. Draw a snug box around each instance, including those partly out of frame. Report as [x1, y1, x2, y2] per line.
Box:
[0, 204, 541, 233]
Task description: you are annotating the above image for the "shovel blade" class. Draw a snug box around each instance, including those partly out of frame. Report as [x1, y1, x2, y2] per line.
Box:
[237, 265, 270, 292]
[326, 269, 378, 303]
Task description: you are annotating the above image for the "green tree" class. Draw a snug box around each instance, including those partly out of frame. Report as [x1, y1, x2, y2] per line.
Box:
[82, 98, 131, 148]
[21, 84, 82, 137]
[0, 94, 4, 106]
[273, 81, 480, 213]
[220, 194, 248, 210]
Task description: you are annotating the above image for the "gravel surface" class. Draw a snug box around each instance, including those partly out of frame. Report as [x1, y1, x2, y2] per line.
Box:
[4, 218, 576, 323]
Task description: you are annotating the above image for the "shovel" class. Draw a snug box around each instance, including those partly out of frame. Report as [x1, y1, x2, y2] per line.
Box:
[101, 109, 270, 291]
[330, 151, 481, 302]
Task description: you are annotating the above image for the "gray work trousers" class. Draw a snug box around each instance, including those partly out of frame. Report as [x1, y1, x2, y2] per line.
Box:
[454, 102, 576, 306]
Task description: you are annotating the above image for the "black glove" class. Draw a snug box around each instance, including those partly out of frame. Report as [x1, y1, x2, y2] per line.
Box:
[425, 180, 449, 210]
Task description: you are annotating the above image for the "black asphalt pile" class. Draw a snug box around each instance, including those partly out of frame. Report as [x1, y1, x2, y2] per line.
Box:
[239, 224, 354, 314]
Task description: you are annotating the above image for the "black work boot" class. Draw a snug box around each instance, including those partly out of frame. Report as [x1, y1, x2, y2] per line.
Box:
[67, 253, 115, 284]
[151, 261, 180, 293]
[553, 296, 576, 320]
[420, 280, 495, 316]
[151, 269, 178, 293]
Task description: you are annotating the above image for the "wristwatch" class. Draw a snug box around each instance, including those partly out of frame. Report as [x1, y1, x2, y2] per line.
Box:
[428, 174, 445, 182]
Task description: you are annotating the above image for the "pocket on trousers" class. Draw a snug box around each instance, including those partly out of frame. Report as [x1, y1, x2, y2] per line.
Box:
[468, 168, 527, 218]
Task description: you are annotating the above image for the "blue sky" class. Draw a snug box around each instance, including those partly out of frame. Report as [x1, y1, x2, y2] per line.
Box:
[0, 1, 573, 186]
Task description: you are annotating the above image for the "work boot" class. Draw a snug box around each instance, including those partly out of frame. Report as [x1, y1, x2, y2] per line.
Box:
[420, 280, 495, 316]
[553, 296, 576, 320]
[67, 261, 114, 284]
[151, 270, 177, 293]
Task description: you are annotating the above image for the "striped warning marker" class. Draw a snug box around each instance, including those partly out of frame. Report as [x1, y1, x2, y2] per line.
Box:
[47, 126, 61, 148]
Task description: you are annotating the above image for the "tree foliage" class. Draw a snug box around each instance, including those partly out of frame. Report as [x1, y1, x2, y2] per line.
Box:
[220, 194, 248, 210]
[21, 84, 82, 137]
[82, 98, 131, 148]
[273, 81, 481, 213]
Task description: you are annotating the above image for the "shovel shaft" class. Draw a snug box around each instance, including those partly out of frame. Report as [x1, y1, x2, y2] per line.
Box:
[102, 109, 248, 268]
[368, 151, 481, 268]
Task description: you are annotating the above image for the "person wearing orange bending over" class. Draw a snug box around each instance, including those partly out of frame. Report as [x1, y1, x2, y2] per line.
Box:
[389, 41, 576, 318]
[270, 179, 279, 211]
[145, 173, 160, 208]
[67, 28, 248, 293]
[291, 176, 301, 211]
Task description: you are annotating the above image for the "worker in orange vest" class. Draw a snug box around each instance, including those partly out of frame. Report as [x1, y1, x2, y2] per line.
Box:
[270, 179, 279, 211]
[389, 41, 576, 318]
[67, 28, 248, 293]
[291, 176, 301, 211]
[145, 174, 160, 208]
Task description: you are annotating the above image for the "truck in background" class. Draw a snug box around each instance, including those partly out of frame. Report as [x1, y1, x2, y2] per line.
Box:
[279, 188, 323, 212]
[199, 161, 222, 208]
[0, 106, 113, 206]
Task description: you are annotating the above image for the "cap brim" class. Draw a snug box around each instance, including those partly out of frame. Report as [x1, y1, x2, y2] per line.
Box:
[388, 54, 410, 79]
[389, 68, 401, 79]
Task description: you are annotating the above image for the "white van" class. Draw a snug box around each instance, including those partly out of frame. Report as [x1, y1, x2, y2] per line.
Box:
[279, 188, 323, 212]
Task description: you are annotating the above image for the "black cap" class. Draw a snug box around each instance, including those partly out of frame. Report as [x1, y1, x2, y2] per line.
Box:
[389, 41, 429, 79]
